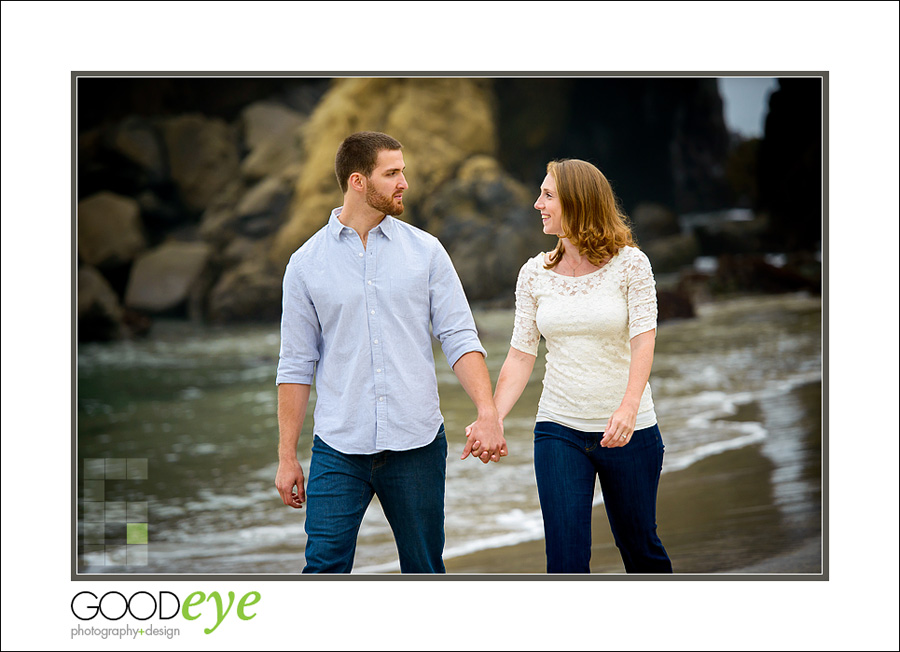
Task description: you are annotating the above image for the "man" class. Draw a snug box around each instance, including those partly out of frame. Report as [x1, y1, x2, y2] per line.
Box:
[275, 131, 505, 573]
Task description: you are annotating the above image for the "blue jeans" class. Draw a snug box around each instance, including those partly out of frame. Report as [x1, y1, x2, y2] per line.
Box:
[534, 421, 673, 573]
[302, 426, 447, 573]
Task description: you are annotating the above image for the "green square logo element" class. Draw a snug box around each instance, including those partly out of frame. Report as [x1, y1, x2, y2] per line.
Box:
[126, 522, 148, 544]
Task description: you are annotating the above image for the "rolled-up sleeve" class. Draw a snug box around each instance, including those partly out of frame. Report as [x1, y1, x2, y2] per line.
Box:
[275, 256, 321, 385]
[428, 242, 485, 368]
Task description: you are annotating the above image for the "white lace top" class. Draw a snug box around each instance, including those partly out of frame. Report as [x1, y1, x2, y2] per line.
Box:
[510, 246, 658, 431]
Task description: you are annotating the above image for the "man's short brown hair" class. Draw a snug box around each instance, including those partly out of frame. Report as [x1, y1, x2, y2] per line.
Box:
[334, 131, 403, 193]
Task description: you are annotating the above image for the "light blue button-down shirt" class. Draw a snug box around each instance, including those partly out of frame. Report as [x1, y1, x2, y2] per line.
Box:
[276, 207, 486, 455]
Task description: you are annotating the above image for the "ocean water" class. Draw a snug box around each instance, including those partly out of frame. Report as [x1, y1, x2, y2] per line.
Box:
[76, 292, 822, 574]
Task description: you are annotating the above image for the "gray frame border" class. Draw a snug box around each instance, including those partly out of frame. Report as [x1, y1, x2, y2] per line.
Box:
[71, 70, 828, 581]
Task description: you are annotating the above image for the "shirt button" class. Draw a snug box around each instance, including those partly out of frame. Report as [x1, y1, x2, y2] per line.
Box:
[358, 252, 364, 258]
[373, 339, 379, 344]
[367, 281, 372, 285]
[376, 369, 382, 373]
[379, 396, 384, 402]
[370, 310, 375, 315]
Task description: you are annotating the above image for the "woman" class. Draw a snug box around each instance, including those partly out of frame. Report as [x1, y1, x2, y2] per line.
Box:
[469, 159, 672, 573]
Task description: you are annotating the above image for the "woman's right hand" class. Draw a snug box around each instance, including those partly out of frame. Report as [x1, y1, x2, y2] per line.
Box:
[462, 421, 507, 463]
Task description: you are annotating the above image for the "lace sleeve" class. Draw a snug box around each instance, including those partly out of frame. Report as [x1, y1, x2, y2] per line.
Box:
[625, 248, 658, 339]
[510, 259, 541, 356]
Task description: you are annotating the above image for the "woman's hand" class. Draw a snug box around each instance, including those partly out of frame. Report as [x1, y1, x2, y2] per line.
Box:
[600, 402, 638, 448]
[601, 330, 655, 448]
[462, 420, 508, 463]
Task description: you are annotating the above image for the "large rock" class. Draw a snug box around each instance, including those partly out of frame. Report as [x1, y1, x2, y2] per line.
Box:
[162, 114, 241, 214]
[712, 254, 821, 295]
[493, 78, 732, 215]
[241, 138, 303, 181]
[269, 78, 498, 267]
[757, 78, 822, 252]
[206, 257, 283, 323]
[78, 191, 147, 268]
[240, 101, 306, 181]
[199, 176, 292, 248]
[642, 234, 700, 274]
[111, 116, 167, 184]
[631, 202, 680, 243]
[78, 266, 124, 341]
[234, 176, 293, 237]
[125, 241, 212, 313]
[422, 155, 554, 302]
[241, 101, 306, 151]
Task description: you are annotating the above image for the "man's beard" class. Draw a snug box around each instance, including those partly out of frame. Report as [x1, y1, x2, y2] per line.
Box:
[366, 185, 403, 216]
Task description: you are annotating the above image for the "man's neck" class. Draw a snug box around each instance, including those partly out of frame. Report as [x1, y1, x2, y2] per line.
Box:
[338, 200, 386, 249]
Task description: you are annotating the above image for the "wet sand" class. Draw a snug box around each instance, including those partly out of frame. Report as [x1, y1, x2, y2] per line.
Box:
[444, 381, 823, 575]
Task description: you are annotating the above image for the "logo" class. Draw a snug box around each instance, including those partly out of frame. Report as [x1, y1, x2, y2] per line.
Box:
[71, 590, 260, 636]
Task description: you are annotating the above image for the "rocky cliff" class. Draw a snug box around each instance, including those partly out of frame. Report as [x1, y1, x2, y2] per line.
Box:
[75, 76, 822, 341]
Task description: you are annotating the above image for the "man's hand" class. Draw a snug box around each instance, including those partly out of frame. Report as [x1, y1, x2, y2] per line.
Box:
[461, 417, 507, 464]
[275, 458, 306, 508]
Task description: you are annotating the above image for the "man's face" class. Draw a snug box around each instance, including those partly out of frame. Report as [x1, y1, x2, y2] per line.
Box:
[364, 149, 408, 216]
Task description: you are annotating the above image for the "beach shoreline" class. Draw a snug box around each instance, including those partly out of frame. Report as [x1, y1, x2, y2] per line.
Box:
[444, 380, 822, 576]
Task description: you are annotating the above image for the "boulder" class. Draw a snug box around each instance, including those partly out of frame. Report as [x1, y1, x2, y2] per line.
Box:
[241, 137, 303, 181]
[631, 202, 680, 243]
[269, 78, 497, 267]
[757, 78, 822, 252]
[241, 101, 306, 151]
[78, 191, 147, 268]
[219, 236, 263, 268]
[693, 213, 767, 256]
[712, 254, 820, 295]
[642, 234, 700, 274]
[198, 176, 291, 249]
[161, 114, 241, 214]
[124, 241, 212, 313]
[206, 257, 283, 323]
[657, 287, 696, 322]
[233, 176, 293, 237]
[422, 155, 554, 302]
[78, 266, 124, 341]
[493, 78, 732, 215]
[240, 102, 306, 181]
[111, 116, 167, 183]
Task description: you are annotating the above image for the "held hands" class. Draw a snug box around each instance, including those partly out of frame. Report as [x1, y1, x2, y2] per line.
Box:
[600, 401, 638, 448]
[275, 458, 306, 509]
[461, 417, 507, 464]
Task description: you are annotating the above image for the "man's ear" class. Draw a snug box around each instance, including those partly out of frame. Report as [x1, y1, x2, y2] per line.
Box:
[348, 172, 366, 192]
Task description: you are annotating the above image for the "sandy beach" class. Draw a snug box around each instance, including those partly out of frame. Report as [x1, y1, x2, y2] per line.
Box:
[445, 381, 822, 576]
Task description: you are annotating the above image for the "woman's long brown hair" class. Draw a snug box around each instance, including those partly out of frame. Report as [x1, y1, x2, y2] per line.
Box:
[544, 159, 636, 270]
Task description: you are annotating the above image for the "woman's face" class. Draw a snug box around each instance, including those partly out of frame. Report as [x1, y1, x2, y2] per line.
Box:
[535, 173, 564, 236]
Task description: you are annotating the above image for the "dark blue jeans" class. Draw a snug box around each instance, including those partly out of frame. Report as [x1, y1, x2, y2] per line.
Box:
[534, 421, 673, 574]
[302, 426, 447, 573]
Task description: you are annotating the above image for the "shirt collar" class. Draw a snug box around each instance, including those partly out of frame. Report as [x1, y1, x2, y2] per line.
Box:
[327, 207, 395, 241]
